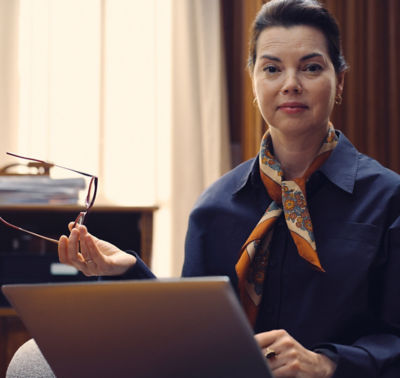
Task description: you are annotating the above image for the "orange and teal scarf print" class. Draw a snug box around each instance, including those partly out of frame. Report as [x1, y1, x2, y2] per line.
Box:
[235, 125, 338, 327]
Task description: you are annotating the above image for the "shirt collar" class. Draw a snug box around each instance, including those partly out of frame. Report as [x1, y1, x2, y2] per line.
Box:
[319, 130, 358, 194]
[232, 157, 260, 195]
[233, 129, 358, 195]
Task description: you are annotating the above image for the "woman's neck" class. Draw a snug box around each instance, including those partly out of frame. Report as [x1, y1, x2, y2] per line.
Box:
[269, 126, 328, 180]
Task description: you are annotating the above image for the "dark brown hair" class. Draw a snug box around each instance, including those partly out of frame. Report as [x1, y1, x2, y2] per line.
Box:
[248, 0, 348, 74]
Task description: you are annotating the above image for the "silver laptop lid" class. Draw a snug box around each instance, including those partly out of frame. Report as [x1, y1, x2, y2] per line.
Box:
[3, 277, 272, 378]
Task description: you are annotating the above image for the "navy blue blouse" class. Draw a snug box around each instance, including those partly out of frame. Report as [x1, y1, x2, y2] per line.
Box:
[181, 131, 400, 377]
[128, 131, 400, 377]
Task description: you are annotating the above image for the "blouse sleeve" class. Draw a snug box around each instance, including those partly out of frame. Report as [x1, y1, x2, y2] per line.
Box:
[181, 209, 207, 277]
[100, 250, 156, 281]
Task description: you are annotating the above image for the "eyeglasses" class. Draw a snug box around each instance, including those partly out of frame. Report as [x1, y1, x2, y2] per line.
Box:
[0, 152, 98, 244]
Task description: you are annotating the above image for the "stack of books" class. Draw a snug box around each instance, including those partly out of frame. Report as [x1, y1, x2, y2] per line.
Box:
[0, 176, 86, 205]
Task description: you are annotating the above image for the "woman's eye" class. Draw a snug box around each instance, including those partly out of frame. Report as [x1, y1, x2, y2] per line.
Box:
[304, 63, 323, 73]
[263, 65, 279, 74]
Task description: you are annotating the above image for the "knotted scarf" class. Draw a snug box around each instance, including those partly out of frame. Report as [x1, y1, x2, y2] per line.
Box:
[235, 125, 338, 327]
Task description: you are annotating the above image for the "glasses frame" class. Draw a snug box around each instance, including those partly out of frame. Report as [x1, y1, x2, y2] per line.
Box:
[0, 152, 98, 245]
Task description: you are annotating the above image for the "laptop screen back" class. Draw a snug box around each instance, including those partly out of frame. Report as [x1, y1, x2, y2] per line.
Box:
[2, 277, 272, 378]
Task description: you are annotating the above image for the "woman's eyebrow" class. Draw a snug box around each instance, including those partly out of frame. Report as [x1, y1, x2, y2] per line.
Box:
[300, 52, 324, 61]
[260, 54, 281, 62]
[259, 52, 324, 62]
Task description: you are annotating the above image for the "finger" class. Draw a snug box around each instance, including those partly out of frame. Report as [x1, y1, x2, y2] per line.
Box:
[82, 255, 98, 275]
[83, 259, 98, 276]
[255, 329, 285, 349]
[59, 233, 88, 276]
[256, 330, 294, 371]
[82, 233, 101, 263]
[266, 347, 305, 377]
[79, 232, 100, 274]
[263, 345, 295, 374]
[268, 364, 294, 378]
[264, 348, 284, 370]
[67, 228, 86, 269]
[264, 334, 305, 374]
[58, 235, 69, 264]
[254, 329, 287, 345]
[76, 226, 90, 261]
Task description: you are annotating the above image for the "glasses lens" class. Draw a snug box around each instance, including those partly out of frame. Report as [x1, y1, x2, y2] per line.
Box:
[1, 154, 98, 249]
[46, 165, 96, 208]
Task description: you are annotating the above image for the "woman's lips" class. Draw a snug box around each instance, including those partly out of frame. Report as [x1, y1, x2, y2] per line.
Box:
[278, 102, 308, 114]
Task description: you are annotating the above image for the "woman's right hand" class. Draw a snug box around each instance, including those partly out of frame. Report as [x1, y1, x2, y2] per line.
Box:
[58, 223, 137, 277]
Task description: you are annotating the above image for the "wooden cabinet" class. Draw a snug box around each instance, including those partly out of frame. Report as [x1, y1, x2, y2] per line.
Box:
[0, 308, 30, 377]
[0, 204, 156, 376]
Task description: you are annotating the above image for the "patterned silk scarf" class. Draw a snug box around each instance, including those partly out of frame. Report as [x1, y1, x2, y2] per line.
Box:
[235, 125, 338, 327]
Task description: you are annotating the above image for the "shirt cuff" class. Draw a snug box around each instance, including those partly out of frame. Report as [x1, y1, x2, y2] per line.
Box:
[100, 250, 156, 280]
[313, 347, 339, 364]
[313, 343, 377, 378]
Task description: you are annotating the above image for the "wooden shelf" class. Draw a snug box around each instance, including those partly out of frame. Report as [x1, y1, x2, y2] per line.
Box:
[0, 204, 156, 375]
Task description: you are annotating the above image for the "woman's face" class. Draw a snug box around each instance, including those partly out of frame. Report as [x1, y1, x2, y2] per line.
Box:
[252, 25, 344, 139]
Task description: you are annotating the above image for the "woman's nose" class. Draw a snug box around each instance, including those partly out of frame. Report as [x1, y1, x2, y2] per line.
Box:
[281, 72, 302, 95]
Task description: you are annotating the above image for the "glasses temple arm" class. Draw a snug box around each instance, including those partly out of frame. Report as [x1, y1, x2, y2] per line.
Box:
[0, 217, 59, 245]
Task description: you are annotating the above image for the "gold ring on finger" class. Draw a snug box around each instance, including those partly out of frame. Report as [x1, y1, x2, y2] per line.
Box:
[264, 347, 276, 359]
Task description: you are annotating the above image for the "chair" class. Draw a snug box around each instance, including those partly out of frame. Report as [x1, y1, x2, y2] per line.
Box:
[6, 339, 55, 378]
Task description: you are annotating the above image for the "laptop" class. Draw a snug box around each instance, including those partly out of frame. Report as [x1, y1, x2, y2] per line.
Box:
[2, 277, 273, 378]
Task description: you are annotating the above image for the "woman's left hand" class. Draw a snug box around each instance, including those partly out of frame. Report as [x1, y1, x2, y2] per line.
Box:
[255, 329, 336, 378]
[58, 223, 136, 277]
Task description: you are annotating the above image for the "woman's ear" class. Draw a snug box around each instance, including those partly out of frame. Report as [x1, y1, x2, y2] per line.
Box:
[336, 71, 345, 96]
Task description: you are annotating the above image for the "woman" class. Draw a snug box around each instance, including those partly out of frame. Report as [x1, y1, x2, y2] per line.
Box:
[8, 0, 400, 377]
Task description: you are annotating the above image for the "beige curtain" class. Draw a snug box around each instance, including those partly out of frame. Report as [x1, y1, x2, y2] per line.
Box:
[0, 0, 19, 161]
[0, 0, 230, 277]
[169, 0, 230, 275]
